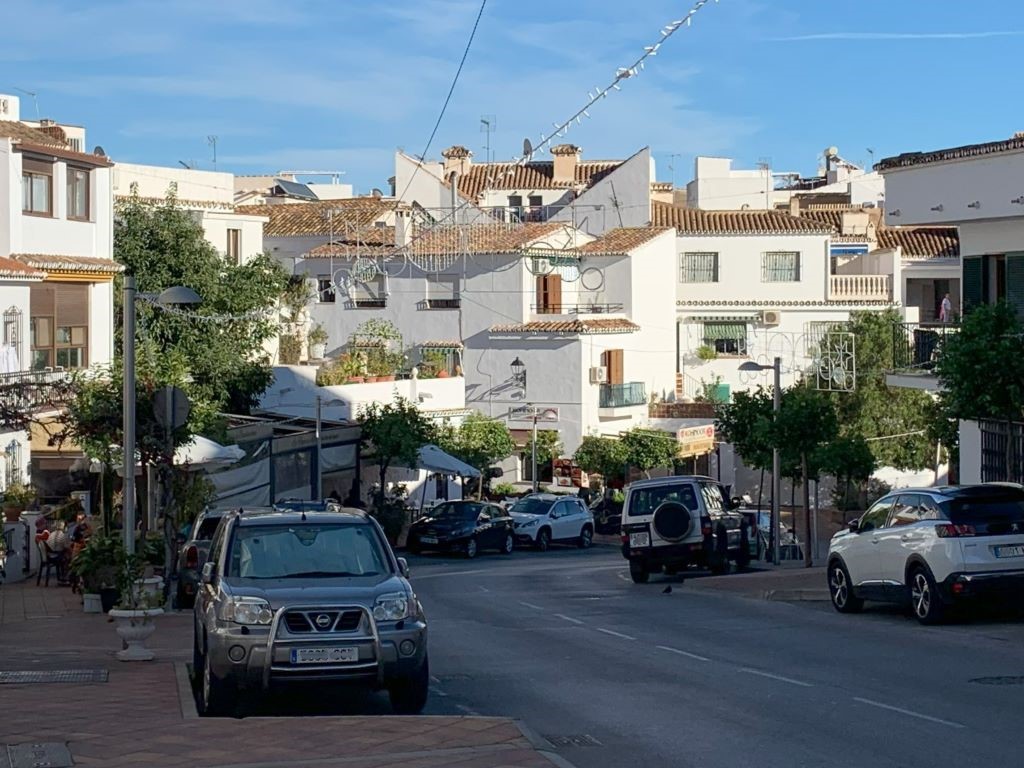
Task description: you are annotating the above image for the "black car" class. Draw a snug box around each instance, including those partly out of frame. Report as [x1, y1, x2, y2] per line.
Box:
[406, 500, 516, 558]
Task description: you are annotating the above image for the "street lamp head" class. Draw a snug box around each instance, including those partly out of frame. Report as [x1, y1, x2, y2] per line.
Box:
[510, 356, 527, 388]
[156, 286, 203, 306]
[738, 361, 768, 373]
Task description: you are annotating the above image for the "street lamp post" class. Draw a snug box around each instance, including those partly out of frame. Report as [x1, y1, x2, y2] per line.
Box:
[529, 403, 539, 493]
[122, 278, 202, 555]
[739, 357, 782, 566]
[313, 396, 346, 500]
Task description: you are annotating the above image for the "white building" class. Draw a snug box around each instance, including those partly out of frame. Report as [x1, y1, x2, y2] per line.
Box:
[234, 173, 354, 206]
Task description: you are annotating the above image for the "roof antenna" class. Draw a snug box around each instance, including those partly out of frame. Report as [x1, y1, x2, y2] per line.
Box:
[12, 86, 40, 121]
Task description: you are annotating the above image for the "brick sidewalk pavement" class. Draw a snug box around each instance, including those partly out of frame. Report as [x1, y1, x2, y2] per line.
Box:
[0, 580, 563, 768]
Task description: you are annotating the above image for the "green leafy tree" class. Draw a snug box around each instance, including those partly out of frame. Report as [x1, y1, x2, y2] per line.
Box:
[525, 430, 562, 473]
[359, 395, 435, 504]
[716, 387, 776, 508]
[935, 301, 1024, 478]
[621, 428, 678, 478]
[436, 413, 516, 498]
[819, 434, 877, 511]
[573, 434, 629, 484]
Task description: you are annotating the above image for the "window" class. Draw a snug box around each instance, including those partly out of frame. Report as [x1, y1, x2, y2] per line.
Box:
[699, 482, 726, 513]
[680, 252, 718, 283]
[889, 495, 924, 526]
[30, 284, 88, 370]
[228, 524, 389, 579]
[67, 167, 89, 220]
[21, 159, 53, 215]
[761, 251, 801, 282]
[859, 498, 894, 532]
[536, 274, 562, 313]
[601, 348, 624, 385]
[4, 440, 22, 487]
[804, 321, 844, 356]
[317, 276, 336, 303]
[527, 195, 544, 221]
[508, 195, 523, 222]
[627, 483, 699, 517]
[352, 275, 387, 308]
[426, 274, 460, 309]
[226, 228, 241, 264]
[702, 322, 748, 356]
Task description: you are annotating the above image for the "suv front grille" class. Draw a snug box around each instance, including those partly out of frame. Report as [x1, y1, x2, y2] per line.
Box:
[283, 609, 363, 633]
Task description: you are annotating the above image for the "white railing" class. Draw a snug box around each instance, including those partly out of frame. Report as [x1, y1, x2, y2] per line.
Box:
[829, 274, 892, 302]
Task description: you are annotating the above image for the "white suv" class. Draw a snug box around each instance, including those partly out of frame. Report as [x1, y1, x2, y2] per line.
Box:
[827, 484, 1024, 624]
[509, 494, 594, 551]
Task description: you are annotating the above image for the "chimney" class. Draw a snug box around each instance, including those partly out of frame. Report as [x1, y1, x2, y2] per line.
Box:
[441, 145, 472, 177]
[788, 195, 801, 217]
[551, 144, 581, 184]
[394, 209, 412, 248]
[0, 94, 19, 121]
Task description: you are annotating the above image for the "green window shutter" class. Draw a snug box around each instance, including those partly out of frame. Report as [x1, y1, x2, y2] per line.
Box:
[1007, 253, 1024, 320]
[962, 256, 983, 314]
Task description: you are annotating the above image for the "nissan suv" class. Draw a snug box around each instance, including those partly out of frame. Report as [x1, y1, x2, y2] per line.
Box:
[620, 476, 749, 583]
[192, 507, 428, 715]
[827, 484, 1024, 624]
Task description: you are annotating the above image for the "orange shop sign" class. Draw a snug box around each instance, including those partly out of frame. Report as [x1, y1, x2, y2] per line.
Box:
[676, 424, 715, 458]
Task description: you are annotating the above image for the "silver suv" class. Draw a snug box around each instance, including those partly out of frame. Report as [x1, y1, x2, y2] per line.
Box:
[192, 508, 428, 716]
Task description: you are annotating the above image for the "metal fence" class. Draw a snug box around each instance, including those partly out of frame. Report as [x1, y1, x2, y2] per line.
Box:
[599, 382, 646, 408]
[891, 322, 959, 371]
[979, 419, 1024, 484]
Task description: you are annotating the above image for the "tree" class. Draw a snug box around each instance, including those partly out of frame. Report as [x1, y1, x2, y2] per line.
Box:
[819, 434, 877, 511]
[935, 301, 1024, 478]
[359, 396, 435, 505]
[436, 413, 516, 498]
[524, 430, 562, 475]
[573, 434, 629, 484]
[621, 428, 678, 478]
[716, 387, 775, 508]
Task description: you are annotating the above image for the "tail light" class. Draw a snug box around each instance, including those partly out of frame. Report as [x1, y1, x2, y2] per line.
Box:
[935, 523, 976, 538]
[184, 545, 199, 569]
[620, 534, 629, 545]
[700, 516, 713, 537]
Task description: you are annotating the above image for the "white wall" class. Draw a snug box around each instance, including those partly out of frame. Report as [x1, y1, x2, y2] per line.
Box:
[201, 211, 267, 265]
[958, 218, 1024, 257]
[552, 148, 652, 235]
[959, 419, 982, 485]
[687, 157, 771, 211]
[87, 280, 114, 366]
[113, 163, 235, 206]
[0, 283, 33, 371]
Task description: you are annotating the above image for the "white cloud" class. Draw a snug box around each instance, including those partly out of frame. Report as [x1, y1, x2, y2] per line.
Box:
[772, 31, 1024, 42]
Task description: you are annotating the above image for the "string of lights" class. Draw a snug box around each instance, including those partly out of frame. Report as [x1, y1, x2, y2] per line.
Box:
[139, 295, 273, 324]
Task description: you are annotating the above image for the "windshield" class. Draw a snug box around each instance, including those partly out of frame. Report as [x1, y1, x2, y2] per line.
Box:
[627, 485, 699, 517]
[509, 497, 552, 516]
[943, 496, 1024, 535]
[430, 502, 482, 520]
[227, 524, 389, 579]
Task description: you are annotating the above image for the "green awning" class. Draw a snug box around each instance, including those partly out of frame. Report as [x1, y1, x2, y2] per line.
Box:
[703, 322, 747, 340]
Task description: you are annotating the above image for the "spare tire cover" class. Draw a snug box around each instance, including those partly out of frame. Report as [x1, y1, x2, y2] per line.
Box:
[653, 501, 693, 542]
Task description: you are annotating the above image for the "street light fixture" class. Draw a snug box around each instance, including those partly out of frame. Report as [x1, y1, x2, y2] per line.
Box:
[738, 357, 782, 566]
[510, 357, 527, 390]
[122, 277, 202, 555]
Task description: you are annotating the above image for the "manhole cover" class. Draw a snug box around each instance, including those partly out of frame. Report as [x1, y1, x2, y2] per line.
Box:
[0, 669, 108, 685]
[969, 676, 1024, 685]
[544, 734, 602, 748]
[5, 742, 74, 768]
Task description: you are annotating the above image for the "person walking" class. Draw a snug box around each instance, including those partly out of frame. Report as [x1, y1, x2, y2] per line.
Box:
[939, 292, 953, 323]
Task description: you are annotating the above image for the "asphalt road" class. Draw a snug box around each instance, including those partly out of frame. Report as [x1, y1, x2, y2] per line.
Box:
[404, 544, 1024, 768]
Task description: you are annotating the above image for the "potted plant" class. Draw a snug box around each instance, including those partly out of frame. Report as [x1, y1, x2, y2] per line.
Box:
[3, 482, 35, 522]
[308, 323, 329, 360]
[71, 534, 124, 613]
[695, 344, 718, 362]
[108, 554, 164, 661]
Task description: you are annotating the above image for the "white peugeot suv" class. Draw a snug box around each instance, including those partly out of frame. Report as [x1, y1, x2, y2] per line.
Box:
[827, 484, 1024, 624]
[509, 494, 594, 551]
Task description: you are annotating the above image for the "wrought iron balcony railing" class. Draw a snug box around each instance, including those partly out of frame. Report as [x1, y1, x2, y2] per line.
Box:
[599, 381, 647, 408]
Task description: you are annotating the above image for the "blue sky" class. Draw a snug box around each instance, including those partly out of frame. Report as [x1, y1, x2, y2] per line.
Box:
[5, 0, 1024, 194]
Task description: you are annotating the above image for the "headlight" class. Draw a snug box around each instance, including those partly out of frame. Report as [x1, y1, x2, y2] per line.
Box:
[373, 592, 410, 622]
[517, 518, 539, 528]
[221, 597, 273, 625]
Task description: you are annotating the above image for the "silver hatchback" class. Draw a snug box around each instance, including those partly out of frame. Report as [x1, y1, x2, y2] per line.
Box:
[192, 508, 428, 716]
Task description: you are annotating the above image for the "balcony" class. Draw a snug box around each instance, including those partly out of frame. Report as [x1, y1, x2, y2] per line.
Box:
[352, 298, 387, 309]
[599, 382, 647, 409]
[532, 303, 625, 315]
[0, 369, 74, 421]
[829, 274, 893, 302]
[886, 322, 958, 392]
[424, 298, 461, 310]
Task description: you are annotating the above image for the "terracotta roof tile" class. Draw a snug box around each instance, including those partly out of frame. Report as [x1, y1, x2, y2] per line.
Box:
[577, 227, 673, 255]
[116, 194, 236, 212]
[307, 227, 396, 257]
[651, 201, 832, 235]
[877, 227, 959, 258]
[457, 161, 621, 199]
[236, 198, 394, 237]
[420, 340, 464, 349]
[876, 134, 1024, 171]
[0, 121, 67, 147]
[411, 222, 565, 255]
[0, 256, 46, 280]
[11, 253, 123, 274]
[490, 318, 640, 335]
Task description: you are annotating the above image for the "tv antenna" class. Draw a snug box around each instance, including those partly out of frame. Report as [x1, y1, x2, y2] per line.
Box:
[480, 115, 496, 164]
[11, 86, 40, 121]
[207, 135, 218, 170]
[866, 147, 875, 167]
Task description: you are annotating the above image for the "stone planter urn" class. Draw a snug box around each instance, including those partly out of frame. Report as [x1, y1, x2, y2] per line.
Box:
[310, 342, 327, 360]
[109, 608, 164, 661]
[134, 577, 164, 599]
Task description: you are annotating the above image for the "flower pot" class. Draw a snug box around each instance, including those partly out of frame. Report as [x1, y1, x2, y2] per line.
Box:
[346, 376, 365, 384]
[436, 370, 450, 378]
[83, 593, 102, 613]
[380, 374, 395, 382]
[310, 342, 327, 360]
[3, 506, 20, 522]
[134, 577, 164, 599]
[100, 588, 120, 613]
[109, 608, 164, 661]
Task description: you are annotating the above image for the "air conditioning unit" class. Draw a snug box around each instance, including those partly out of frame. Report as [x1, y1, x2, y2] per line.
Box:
[760, 310, 781, 326]
[589, 366, 608, 384]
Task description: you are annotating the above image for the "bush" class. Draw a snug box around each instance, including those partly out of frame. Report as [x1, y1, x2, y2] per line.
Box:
[696, 345, 718, 361]
[492, 482, 517, 497]
[279, 333, 302, 365]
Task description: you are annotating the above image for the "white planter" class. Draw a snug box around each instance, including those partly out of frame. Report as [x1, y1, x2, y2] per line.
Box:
[83, 593, 102, 613]
[134, 577, 164, 598]
[310, 342, 327, 360]
[109, 608, 164, 661]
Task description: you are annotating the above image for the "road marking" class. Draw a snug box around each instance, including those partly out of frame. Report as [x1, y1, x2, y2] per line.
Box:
[555, 613, 584, 625]
[478, 585, 490, 593]
[740, 668, 813, 687]
[430, 676, 442, 684]
[518, 601, 545, 611]
[853, 697, 965, 728]
[656, 645, 710, 662]
[455, 703, 481, 716]
[596, 628, 636, 641]
[430, 687, 449, 697]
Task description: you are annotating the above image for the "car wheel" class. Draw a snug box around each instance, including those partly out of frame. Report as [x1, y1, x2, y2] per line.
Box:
[501, 532, 514, 555]
[198, 642, 235, 717]
[389, 655, 430, 715]
[828, 561, 864, 614]
[536, 528, 551, 552]
[629, 560, 649, 584]
[578, 525, 593, 549]
[464, 537, 478, 559]
[407, 541, 421, 556]
[910, 565, 946, 625]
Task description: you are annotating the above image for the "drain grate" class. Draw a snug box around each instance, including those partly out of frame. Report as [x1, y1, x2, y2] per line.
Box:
[0, 669, 108, 685]
[544, 734, 603, 748]
[5, 742, 74, 768]
[969, 676, 1024, 686]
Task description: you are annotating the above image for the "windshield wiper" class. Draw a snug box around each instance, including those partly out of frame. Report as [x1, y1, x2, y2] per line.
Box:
[281, 570, 369, 578]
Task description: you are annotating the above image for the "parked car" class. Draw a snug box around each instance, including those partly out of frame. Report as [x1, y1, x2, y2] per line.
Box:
[406, 501, 515, 558]
[509, 494, 594, 551]
[176, 508, 231, 609]
[590, 495, 623, 535]
[827, 484, 1024, 624]
[274, 499, 343, 513]
[192, 507, 428, 716]
[620, 475, 749, 583]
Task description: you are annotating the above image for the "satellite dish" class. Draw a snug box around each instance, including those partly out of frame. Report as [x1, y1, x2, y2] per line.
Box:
[93, 146, 106, 157]
[825, 146, 839, 158]
[371, 188, 383, 198]
[523, 138, 533, 160]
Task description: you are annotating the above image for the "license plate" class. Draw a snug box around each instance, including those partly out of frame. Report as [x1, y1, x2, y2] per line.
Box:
[420, 536, 438, 544]
[629, 532, 650, 548]
[291, 647, 358, 664]
[994, 545, 1024, 558]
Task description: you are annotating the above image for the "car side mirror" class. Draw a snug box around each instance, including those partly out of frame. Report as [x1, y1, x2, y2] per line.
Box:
[847, 520, 860, 534]
[397, 557, 410, 578]
[201, 561, 215, 584]
[730, 496, 744, 510]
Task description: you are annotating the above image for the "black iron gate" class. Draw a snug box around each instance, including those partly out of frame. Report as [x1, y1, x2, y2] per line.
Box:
[979, 420, 1024, 484]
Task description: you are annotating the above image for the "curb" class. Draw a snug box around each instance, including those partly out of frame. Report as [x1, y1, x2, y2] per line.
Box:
[514, 720, 584, 768]
[763, 588, 831, 602]
[175, 662, 199, 719]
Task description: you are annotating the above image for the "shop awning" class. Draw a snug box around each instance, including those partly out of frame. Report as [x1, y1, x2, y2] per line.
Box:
[415, 444, 480, 478]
